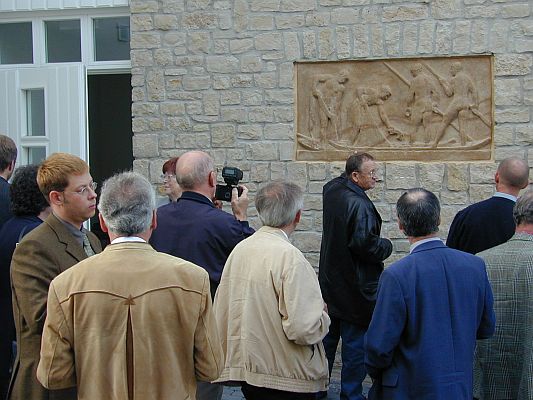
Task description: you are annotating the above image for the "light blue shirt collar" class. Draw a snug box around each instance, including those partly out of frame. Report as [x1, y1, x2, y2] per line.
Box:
[493, 192, 517, 202]
[409, 237, 443, 253]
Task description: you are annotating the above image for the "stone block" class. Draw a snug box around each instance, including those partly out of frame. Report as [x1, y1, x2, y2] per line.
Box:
[230, 39, 254, 54]
[441, 190, 468, 205]
[265, 89, 293, 105]
[332, 7, 359, 25]
[131, 15, 153, 32]
[447, 164, 468, 191]
[469, 184, 494, 204]
[419, 20, 435, 54]
[220, 91, 240, 105]
[470, 163, 496, 184]
[132, 102, 159, 117]
[131, 32, 161, 49]
[131, 1, 158, 13]
[318, 28, 334, 59]
[255, 72, 277, 89]
[385, 163, 416, 189]
[279, 141, 295, 161]
[493, 126, 514, 147]
[188, 32, 210, 54]
[133, 134, 159, 158]
[161, 103, 186, 116]
[250, 162, 271, 182]
[133, 159, 150, 178]
[287, 162, 308, 183]
[308, 181, 325, 193]
[281, 0, 316, 12]
[182, 12, 217, 29]
[361, 6, 380, 23]
[183, 76, 211, 90]
[212, 124, 236, 147]
[284, 32, 301, 60]
[221, 107, 247, 122]
[242, 91, 264, 105]
[490, 21, 510, 53]
[382, 5, 428, 22]
[418, 164, 444, 192]
[203, 93, 220, 116]
[255, 33, 283, 51]
[343, 0, 370, 5]
[464, 5, 500, 18]
[246, 142, 278, 160]
[167, 117, 192, 132]
[279, 62, 294, 88]
[249, 15, 274, 31]
[494, 54, 533, 76]
[303, 30, 317, 58]
[306, 163, 326, 182]
[276, 14, 305, 29]
[501, 3, 530, 18]
[303, 194, 323, 211]
[273, 107, 294, 122]
[271, 162, 287, 180]
[213, 76, 232, 89]
[264, 124, 293, 140]
[291, 232, 322, 253]
[516, 125, 533, 145]
[431, 0, 461, 19]
[336, 26, 351, 59]
[154, 14, 178, 30]
[495, 78, 522, 106]
[206, 56, 239, 73]
[163, 32, 186, 47]
[353, 24, 370, 57]
[250, 0, 280, 11]
[516, 39, 533, 53]
[370, 24, 385, 57]
[385, 23, 401, 56]
[227, 148, 245, 161]
[495, 107, 530, 124]
[305, 12, 330, 27]
[435, 21, 453, 54]
[154, 49, 173, 66]
[471, 20, 489, 54]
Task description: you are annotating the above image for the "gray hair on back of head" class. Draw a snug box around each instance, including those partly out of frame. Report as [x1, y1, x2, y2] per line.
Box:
[513, 189, 533, 226]
[255, 180, 304, 228]
[176, 151, 214, 190]
[98, 171, 155, 236]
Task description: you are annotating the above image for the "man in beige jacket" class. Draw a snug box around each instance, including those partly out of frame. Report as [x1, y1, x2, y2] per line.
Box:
[214, 181, 330, 399]
[37, 171, 223, 400]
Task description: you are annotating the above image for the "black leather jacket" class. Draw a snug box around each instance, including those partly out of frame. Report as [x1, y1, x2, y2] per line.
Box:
[319, 175, 392, 328]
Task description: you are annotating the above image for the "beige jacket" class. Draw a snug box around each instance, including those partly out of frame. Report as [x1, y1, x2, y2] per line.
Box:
[213, 226, 330, 393]
[37, 242, 223, 400]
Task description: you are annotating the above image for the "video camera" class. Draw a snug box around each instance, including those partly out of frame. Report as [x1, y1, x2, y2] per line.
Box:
[215, 166, 244, 202]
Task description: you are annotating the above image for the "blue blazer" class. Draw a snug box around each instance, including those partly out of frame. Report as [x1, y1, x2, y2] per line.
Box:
[365, 240, 495, 400]
[150, 191, 254, 296]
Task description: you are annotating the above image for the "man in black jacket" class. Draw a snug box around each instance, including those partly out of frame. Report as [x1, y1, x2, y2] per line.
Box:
[319, 153, 392, 400]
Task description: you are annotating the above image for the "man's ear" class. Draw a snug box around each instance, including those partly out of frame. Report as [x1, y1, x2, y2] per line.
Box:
[150, 209, 157, 231]
[99, 213, 108, 233]
[294, 209, 302, 225]
[494, 171, 500, 184]
[8, 160, 15, 173]
[48, 191, 63, 207]
[397, 218, 404, 233]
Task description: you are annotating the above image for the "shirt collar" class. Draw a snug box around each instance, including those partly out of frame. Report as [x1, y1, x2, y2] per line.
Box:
[410, 237, 443, 253]
[111, 236, 147, 244]
[53, 213, 84, 246]
[493, 192, 517, 202]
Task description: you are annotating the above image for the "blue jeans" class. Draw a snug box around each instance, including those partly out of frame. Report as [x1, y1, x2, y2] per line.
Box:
[322, 316, 367, 400]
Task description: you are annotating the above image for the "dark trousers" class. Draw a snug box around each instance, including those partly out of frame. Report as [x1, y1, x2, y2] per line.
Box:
[241, 383, 316, 400]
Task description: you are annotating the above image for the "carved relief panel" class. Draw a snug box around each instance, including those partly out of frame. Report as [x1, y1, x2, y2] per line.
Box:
[295, 56, 493, 161]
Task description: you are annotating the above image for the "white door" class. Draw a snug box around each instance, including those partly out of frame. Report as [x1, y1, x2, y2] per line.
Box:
[0, 64, 86, 164]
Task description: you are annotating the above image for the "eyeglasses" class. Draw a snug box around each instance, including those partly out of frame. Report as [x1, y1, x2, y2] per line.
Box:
[66, 182, 98, 196]
[161, 174, 176, 181]
[356, 170, 378, 178]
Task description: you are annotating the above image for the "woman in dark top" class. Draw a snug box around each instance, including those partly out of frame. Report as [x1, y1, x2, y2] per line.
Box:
[0, 165, 50, 399]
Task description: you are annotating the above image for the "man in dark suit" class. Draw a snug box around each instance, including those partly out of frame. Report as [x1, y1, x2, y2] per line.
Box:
[446, 157, 529, 254]
[8, 153, 102, 400]
[319, 153, 392, 400]
[0, 134, 17, 230]
[150, 150, 254, 400]
[365, 188, 495, 400]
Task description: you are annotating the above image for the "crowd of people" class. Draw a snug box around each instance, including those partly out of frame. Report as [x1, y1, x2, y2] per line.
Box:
[0, 133, 531, 400]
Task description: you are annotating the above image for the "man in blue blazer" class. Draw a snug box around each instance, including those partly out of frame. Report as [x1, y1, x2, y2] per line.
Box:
[365, 188, 495, 400]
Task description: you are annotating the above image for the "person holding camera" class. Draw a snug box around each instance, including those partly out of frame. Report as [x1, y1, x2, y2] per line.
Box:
[150, 151, 254, 400]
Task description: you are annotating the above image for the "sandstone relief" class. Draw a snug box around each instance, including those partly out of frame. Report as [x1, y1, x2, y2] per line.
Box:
[296, 56, 493, 161]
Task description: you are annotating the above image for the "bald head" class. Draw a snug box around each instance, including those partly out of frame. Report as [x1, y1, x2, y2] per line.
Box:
[496, 157, 529, 190]
[175, 151, 214, 190]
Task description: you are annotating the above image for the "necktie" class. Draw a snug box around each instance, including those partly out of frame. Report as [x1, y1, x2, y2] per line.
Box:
[82, 233, 95, 257]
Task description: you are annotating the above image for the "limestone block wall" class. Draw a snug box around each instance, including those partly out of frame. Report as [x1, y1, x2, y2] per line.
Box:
[130, 0, 533, 266]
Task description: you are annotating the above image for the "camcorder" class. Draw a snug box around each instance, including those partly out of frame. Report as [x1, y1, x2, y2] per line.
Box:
[215, 166, 244, 202]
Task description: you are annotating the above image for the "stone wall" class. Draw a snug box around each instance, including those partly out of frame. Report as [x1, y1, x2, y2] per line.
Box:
[130, 0, 533, 266]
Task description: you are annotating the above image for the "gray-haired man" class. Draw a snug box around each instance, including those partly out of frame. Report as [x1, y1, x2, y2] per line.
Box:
[214, 181, 330, 399]
[37, 171, 223, 400]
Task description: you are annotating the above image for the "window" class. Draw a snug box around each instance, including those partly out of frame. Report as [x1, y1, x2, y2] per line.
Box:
[25, 89, 46, 136]
[26, 146, 47, 164]
[0, 22, 33, 64]
[45, 20, 81, 63]
[94, 17, 130, 61]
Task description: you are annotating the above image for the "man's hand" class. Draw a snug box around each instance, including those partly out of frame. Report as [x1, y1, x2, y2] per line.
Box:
[231, 185, 249, 221]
